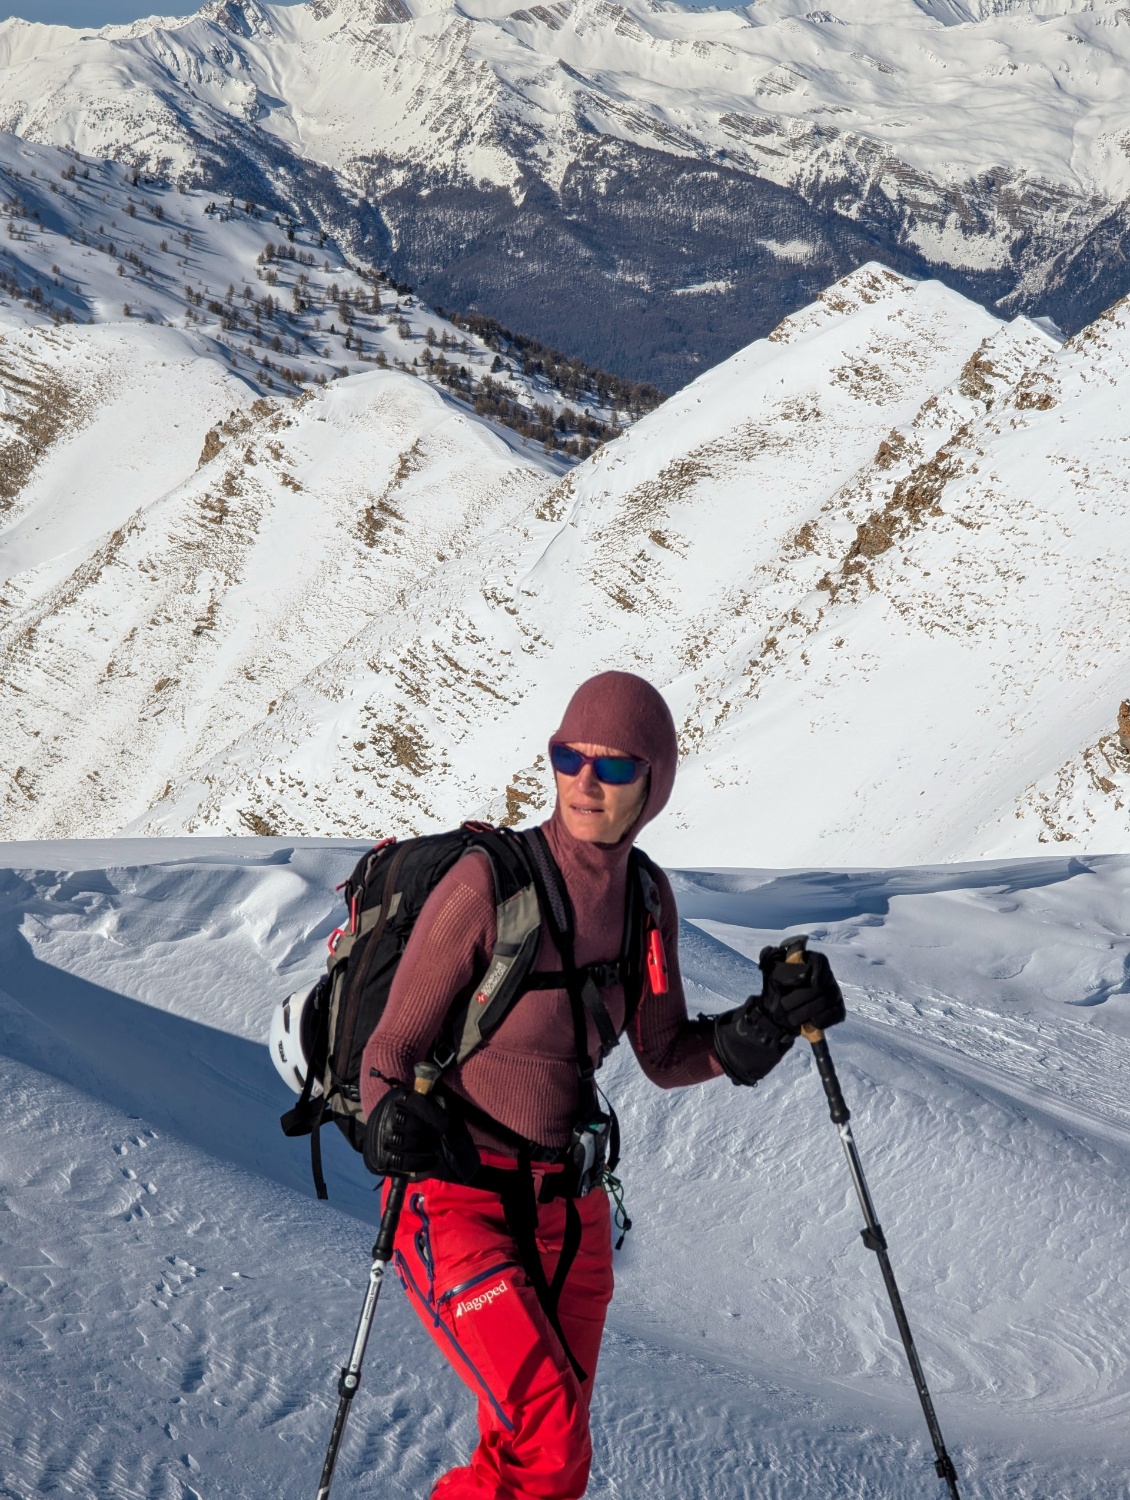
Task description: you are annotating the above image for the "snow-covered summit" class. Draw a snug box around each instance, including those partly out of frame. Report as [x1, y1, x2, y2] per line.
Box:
[4, 0, 1129, 194]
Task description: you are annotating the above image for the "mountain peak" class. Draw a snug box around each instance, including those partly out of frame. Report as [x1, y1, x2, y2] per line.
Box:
[197, 0, 277, 36]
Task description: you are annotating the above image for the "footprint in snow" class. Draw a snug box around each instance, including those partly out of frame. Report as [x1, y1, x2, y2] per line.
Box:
[166, 1255, 201, 1276]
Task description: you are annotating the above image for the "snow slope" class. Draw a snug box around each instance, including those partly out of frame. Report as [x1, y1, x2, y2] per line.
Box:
[0, 317, 546, 841]
[0, 129, 616, 439]
[0, 836, 1126, 1497]
[5, 264, 1117, 861]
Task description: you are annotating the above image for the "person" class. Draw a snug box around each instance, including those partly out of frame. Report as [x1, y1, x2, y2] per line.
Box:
[359, 670, 845, 1500]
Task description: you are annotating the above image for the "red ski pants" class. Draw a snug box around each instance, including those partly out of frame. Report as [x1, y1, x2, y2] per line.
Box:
[387, 1164, 614, 1500]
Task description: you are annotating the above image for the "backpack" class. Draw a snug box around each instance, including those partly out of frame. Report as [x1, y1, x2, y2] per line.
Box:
[279, 820, 665, 1199]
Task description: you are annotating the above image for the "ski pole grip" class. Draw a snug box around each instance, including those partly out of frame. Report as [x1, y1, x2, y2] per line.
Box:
[785, 939, 825, 1042]
[372, 1175, 407, 1263]
[784, 938, 820, 1040]
[782, 937, 850, 1124]
[413, 1061, 440, 1095]
[807, 1036, 850, 1125]
[367, 1066, 440, 1263]
[782, 934, 809, 964]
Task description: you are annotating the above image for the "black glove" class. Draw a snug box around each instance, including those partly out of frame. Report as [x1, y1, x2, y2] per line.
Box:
[713, 945, 845, 1087]
[362, 1084, 480, 1183]
[713, 1000, 795, 1086]
[757, 945, 846, 1035]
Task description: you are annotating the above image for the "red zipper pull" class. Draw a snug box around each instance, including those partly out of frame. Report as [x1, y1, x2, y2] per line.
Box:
[646, 926, 668, 996]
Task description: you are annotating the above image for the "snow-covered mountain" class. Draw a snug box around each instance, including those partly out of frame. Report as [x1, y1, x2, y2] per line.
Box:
[0, 128, 644, 453]
[3, 253, 1128, 861]
[2, 0, 1129, 384]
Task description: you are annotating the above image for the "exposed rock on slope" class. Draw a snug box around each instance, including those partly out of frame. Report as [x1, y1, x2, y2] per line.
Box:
[0, 328, 544, 840]
[5, 264, 1122, 863]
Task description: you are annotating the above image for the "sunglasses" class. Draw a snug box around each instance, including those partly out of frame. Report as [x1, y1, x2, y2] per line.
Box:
[549, 743, 650, 786]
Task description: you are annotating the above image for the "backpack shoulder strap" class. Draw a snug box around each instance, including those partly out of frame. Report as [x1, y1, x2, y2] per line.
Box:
[525, 829, 656, 1058]
[520, 826, 606, 1108]
[621, 847, 663, 1031]
[630, 846, 664, 923]
[438, 825, 545, 1070]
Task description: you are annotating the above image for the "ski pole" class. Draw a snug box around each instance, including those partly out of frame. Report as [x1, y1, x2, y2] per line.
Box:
[784, 936, 961, 1500]
[315, 1063, 440, 1500]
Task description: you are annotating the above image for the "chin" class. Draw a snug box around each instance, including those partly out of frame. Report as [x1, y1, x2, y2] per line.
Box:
[565, 816, 611, 842]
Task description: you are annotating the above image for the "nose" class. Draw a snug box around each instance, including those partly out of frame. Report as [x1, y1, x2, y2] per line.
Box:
[574, 762, 602, 796]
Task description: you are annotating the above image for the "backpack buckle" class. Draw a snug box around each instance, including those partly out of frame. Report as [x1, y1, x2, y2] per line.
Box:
[584, 961, 622, 989]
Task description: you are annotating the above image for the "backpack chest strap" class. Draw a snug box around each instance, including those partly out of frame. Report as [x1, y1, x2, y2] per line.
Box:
[523, 962, 623, 1060]
[524, 959, 625, 991]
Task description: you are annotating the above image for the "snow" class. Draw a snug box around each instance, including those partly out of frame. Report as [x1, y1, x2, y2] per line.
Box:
[0, 7, 1126, 1494]
[0, 835, 1126, 1496]
[0, 131, 606, 440]
[4, 0, 1130, 204]
[3, 259, 1128, 860]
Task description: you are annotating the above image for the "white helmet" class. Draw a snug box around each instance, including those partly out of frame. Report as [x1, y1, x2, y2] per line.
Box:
[269, 984, 324, 1096]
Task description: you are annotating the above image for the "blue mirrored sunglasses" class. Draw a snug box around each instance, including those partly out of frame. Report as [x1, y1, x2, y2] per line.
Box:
[549, 742, 649, 786]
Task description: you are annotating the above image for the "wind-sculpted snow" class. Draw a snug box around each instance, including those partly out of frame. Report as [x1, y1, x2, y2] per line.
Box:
[9, 265, 1115, 862]
[0, 837, 1126, 1496]
[1, 0, 1130, 379]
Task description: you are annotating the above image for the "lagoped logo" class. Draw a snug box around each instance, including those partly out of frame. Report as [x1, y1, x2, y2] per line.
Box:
[453, 1279, 510, 1318]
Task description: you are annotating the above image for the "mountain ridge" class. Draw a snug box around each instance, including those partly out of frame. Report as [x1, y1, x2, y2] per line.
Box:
[3, 252, 1127, 863]
[3, 0, 1130, 382]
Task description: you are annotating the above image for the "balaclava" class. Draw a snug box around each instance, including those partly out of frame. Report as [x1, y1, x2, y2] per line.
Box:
[550, 670, 678, 841]
[542, 672, 678, 957]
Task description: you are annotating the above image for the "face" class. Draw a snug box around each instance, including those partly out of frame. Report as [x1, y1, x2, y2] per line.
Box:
[554, 742, 649, 845]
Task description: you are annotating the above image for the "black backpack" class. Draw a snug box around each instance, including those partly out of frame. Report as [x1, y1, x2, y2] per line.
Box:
[280, 820, 664, 1199]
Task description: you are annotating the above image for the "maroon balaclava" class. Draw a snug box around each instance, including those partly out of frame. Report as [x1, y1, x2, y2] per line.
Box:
[542, 671, 677, 955]
[550, 670, 678, 842]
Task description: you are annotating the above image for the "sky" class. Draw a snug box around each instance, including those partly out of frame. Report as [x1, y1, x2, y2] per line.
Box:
[5, 0, 724, 22]
[4, 0, 301, 22]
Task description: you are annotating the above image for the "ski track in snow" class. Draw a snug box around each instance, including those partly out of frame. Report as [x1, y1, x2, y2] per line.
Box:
[0, 839, 1127, 1497]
